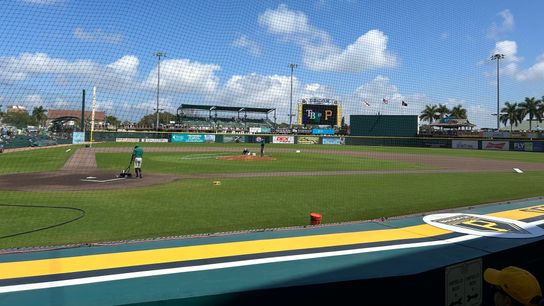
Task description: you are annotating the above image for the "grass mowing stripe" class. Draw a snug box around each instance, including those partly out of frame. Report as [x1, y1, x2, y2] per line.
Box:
[0, 171, 543, 249]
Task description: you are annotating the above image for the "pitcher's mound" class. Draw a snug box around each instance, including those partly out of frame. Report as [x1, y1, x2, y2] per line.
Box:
[217, 155, 276, 161]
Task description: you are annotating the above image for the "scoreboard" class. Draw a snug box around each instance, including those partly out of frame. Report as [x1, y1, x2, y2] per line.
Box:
[297, 103, 341, 126]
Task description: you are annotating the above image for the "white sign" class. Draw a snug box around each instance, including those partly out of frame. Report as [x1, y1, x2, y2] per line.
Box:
[445, 258, 482, 306]
[249, 127, 261, 134]
[423, 213, 544, 238]
[452, 140, 478, 150]
[273, 136, 295, 144]
[116, 138, 140, 143]
[140, 138, 168, 143]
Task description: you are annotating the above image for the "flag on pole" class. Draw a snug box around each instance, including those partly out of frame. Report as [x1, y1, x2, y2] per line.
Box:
[363, 100, 370, 106]
[401, 101, 408, 107]
[382, 98, 389, 104]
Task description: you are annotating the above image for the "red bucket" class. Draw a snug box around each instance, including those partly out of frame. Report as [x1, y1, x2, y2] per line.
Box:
[310, 213, 322, 225]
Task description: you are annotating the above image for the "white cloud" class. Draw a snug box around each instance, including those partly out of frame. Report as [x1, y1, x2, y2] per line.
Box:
[305, 30, 397, 72]
[487, 9, 514, 39]
[0, 53, 100, 83]
[74, 28, 123, 44]
[493, 40, 520, 63]
[142, 59, 220, 94]
[107, 55, 139, 80]
[259, 5, 396, 73]
[231, 35, 261, 56]
[0, 52, 142, 91]
[221, 73, 293, 105]
[516, 53, 544, 81]
[258, 4, 310, 35]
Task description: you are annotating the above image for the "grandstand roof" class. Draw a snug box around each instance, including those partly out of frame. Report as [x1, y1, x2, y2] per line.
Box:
[178, 104, 275, 113]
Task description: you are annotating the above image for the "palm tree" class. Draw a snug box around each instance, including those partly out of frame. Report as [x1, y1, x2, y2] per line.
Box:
[436, 104, 450, 119]
[31, 106, 47, 127]
[419, 104, 438, 124]
[449, 104, 467, 119]
[518, 97, 542, 131]
[500, 102, 522, 132]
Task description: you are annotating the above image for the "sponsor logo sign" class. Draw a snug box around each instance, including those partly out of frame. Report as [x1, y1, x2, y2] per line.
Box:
[273, 136, 294, 144]
[72, 132, 85, 144]
[452, 140, 478, 150]
[115, 137, 140, 143]
[423, 213, 544, 238]
[171, 134, 206, 143]
[297, 136, 319, 145]
[204, 135, 216, 143]
[482, 141, 508, 151]
[260, 127, 272, 133]
[275, 128, 292, 134]
[140, 138, 168, 143]
[513, 142, 532, 151]
[249, 127, 261, 134]
[322, 137, 343, 145]
[223, 136, 245, 143]
[311, 128, 335, 135]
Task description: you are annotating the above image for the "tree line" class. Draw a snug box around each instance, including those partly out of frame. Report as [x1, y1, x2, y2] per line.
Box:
[499, 96, 544, 132]
[419, 96, 544, 132]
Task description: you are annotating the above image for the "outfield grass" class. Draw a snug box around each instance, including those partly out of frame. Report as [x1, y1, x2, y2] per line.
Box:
[93, 142, 544, 163]
[1, 171, 543, 249]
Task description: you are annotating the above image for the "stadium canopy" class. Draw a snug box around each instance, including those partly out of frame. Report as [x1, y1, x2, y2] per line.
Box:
[430, 117, 476, 129]
[178, 104, 275, 114]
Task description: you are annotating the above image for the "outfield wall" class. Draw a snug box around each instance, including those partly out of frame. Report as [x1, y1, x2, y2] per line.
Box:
[70, 131, 544, 153]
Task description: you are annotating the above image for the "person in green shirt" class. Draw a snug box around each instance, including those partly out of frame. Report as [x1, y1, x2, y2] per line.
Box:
[132, 145, 144, 178]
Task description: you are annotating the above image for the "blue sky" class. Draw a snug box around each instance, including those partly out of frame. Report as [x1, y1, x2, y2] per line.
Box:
[1, 0, 544, 128]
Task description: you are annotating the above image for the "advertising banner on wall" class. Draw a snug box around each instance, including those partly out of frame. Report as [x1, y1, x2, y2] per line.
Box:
[482, 141, 509, 151]
[272, 136, 295, 144]
[322, 137, 343, 145]
[223, 135, 246, 143]
[533, 142, 544, 152]
[261, 127, 272, 133]
[204, 135, 216, 143]
[72, 132, 85, 144]
[311, 128, 335, 135]
[115, 137, 140, 143]
[140, 138, 168, 143]
[249, 127, 261, 134]
[452, 140, 478, 150]
[513, 142, 533, 152]
[171, 134, 205, 143]
[297, 136, 319, 144]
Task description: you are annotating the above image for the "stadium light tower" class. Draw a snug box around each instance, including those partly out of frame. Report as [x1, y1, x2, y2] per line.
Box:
[289, 63, 298, 129]
[491, 53, 504, 131]
[154, 52, 165, 131]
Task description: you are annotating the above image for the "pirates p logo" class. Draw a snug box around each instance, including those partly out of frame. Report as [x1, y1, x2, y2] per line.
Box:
[423, 213, 544, 238]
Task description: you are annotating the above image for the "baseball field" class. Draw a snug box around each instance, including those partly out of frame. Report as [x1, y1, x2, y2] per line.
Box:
[1, 142, 543, 250]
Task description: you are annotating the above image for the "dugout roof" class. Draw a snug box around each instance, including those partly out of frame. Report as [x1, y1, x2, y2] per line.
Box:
[178, 104, 275, 114]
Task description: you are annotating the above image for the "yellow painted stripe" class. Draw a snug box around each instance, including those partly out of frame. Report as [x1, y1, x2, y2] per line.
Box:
[0, 204, 542, 280]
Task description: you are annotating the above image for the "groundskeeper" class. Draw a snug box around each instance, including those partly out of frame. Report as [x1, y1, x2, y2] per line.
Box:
[132, 145, 144, 178]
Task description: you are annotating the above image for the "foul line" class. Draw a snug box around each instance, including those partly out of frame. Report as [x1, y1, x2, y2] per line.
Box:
[80, 178, 126, 183]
